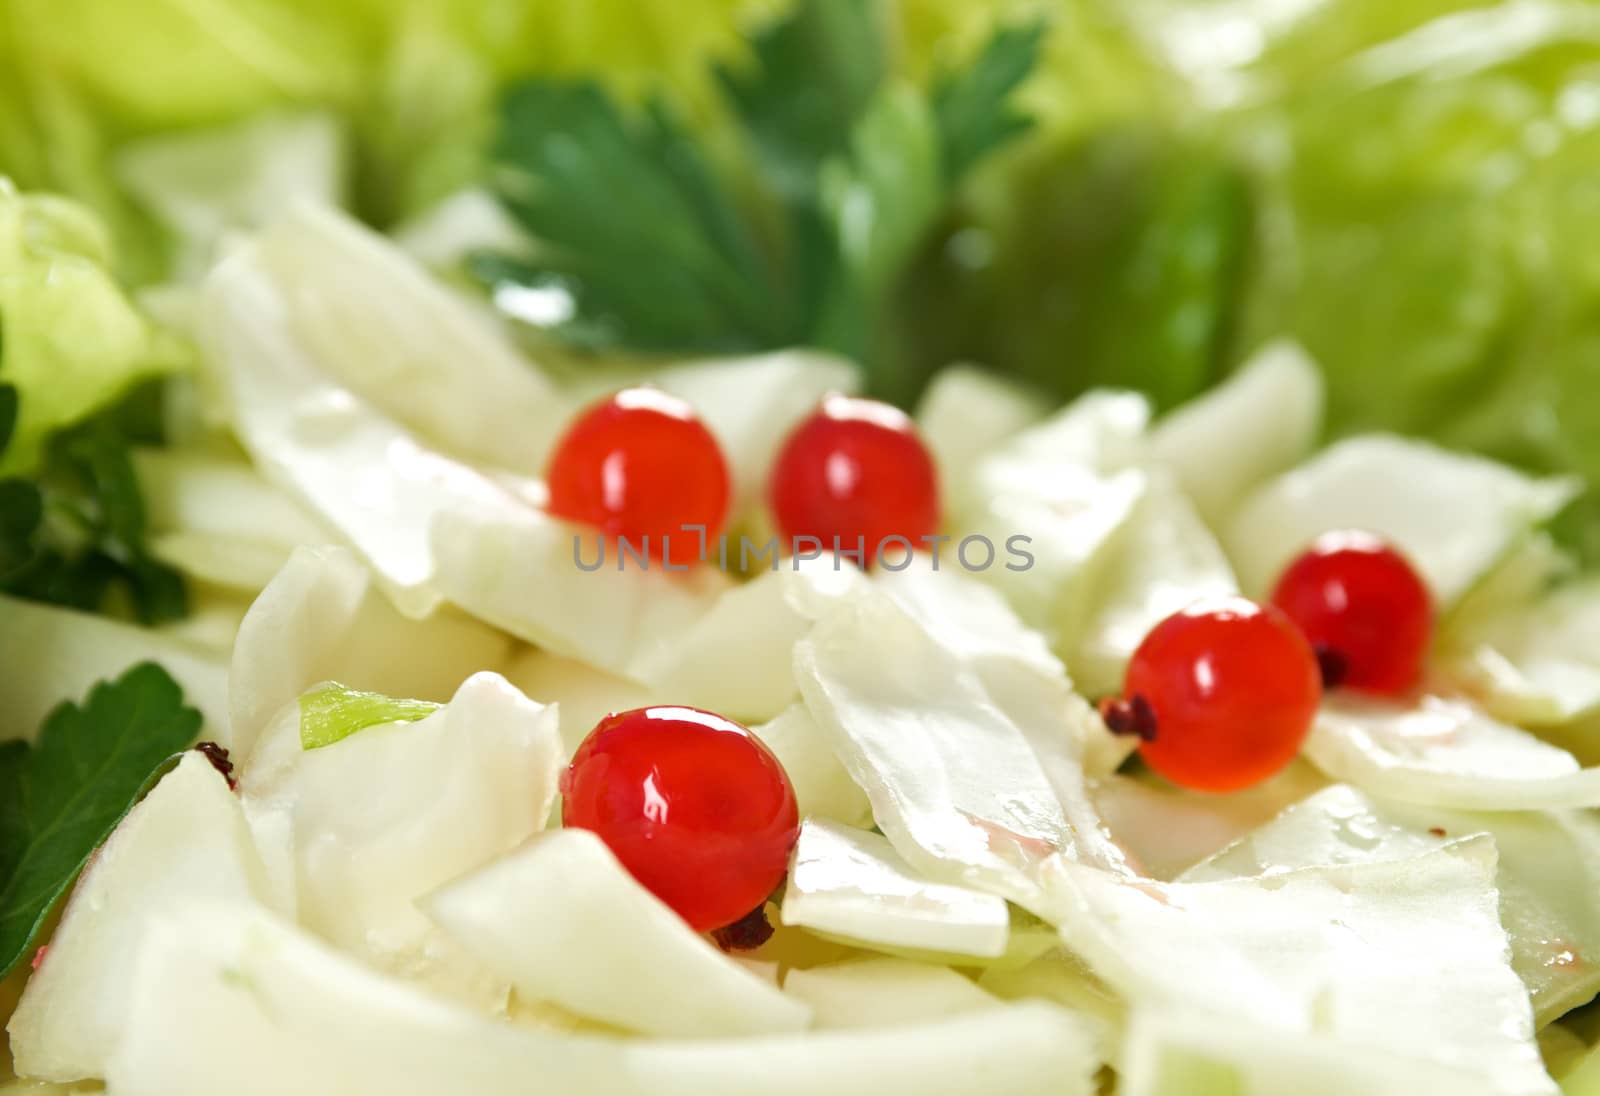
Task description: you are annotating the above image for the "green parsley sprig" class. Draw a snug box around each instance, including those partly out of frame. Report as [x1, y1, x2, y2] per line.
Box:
[475, 0, 1045, 405]
[0, 381, 186, 624]
[0, 663, 201, 977]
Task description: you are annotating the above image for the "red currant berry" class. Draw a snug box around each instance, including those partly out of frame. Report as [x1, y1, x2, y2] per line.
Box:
[546, 388, 730, 567]
[1106, 597, 1321, 793]
[561, 706, 800, 933]
[1270, 531, 1433, 696]
[768, 395, 939, 567]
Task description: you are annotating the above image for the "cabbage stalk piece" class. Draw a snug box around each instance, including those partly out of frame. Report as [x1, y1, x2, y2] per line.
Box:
[781, 819, 1011, 960]
[782, 958, 999, 1030]
[227, 546, 513, 759]
[1183, 784, 1600, 1026]
[1043, 840, 1554, 1096]
[8, 754, 290, 1082]
[1308, 694, 1600, 810]
[238, 673, 562, 1009]
[1226, 435, 1579, 606]
[0, 594, 228, 740]
[1144, 340, 1323, 528]
[795, 579, 1129, 915]
[107, 904, 1103, 1096]
[423, 829, 811, 1038]
[0, 183, 181, 474]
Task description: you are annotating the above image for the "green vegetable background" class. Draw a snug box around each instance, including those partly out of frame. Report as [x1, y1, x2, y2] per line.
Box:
[2, 0, 1600, 547]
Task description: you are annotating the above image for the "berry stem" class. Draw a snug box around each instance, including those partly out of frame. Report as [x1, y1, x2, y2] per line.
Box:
[1312, 643, 1348, 690]
[710, 904, 775, 952]
[1099, 694, 1158, 742]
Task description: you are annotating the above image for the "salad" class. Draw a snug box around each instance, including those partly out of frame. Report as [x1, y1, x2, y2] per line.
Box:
[5, 1, 1600, 1094]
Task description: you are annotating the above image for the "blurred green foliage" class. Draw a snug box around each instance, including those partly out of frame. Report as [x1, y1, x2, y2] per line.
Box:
[2, 0, 1600, 549]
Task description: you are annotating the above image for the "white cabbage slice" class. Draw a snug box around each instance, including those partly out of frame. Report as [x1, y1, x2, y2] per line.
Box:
[108, 904, 1102, 1096]
[238, 673, 562, 1008]
[1184, 783, 1600, 1025]
[154, 593, 250, 655]
[393, 187, 527, 270]
[754, 706, 872, 827]
[782, 958, 998, 1030]
[650, 350, 860, 516]
[1225, 435, 1579, 607]
[781, 820, 1011, 960]
[429, 498, 736, 679]
[115, 113, 347, 282]
[227, 545, 514, 758]
[105, 902, 623, 1096]
[978, 950, 1123, 1058]
[914, 365, 1047, 495]
[871, 564, 1131, 778]
[1064, 468, 1237, 699]
[1118, 1008, 1506, 1096]
[1089, 762, 1330, 880]
[423, 829, 811, 1038]
[625, 568, 812, 723]
[133, 446, 330, 592]
[0, 594, 228, 740]
[795, 582, 1127, 915]
[1307, 693, 1600, 810]
[253, 203, 565, 475]
[501, 648, 660, 758]
[954, 391, 1150, 638]
[1144, 340, 1323, 528]
[1043, 839, 1554, 1096]
[1442, 571, 1600, 727]
[201, 246, 535, 617]
[948, 390, 1233, 733]
[8, 755, 289, 1082]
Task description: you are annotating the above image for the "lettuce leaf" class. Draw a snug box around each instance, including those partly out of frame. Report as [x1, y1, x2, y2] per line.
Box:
[0, 184, 181, 473]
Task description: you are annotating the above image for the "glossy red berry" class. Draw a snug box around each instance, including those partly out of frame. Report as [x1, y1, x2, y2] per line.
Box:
[546, 388, 730, 567]
[1105, 597, 1322, 793]
[1270, 531, 1433, 696]
[768, 395, 939, 567]
[561, 706, 800, 933]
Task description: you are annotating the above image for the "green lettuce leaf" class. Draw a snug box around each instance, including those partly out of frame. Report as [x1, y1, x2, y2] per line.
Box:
[0, 183, 182, 473]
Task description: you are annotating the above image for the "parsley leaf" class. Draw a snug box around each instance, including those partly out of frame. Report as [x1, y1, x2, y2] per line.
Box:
[0, 662, 201, 977]
[931, 21, 1047, 183]
[718, 0, 886, 202]
[481, 85, 791, 354]
[478, 0, 1046, 400]
[0, 381, 187, 624]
